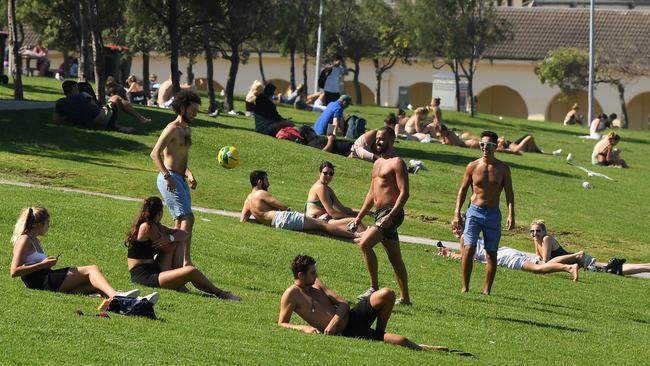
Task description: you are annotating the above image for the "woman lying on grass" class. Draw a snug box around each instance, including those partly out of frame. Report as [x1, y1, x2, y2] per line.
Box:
[530, 219, 650, 275]
[305, 161, 364, 233]
[125, 197, 240, 301]
[496, 134, 543, 154]
[10, 207, 149, 300]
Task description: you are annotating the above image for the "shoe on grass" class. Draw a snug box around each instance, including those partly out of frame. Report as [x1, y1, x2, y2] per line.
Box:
[115, 289, 140, 298]
[138, 292, 160, 305]
[357, 287, 377, 300]
[395, 298, 412, 306]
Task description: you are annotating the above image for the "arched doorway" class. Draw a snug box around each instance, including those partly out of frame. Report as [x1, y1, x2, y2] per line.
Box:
[343, 81, 375, 105]
[407, 82, 432, 108]
[266, 79, 290, 94]
[476, 85, 528, 119]
[626, 92, 650, 130]
[545, 91, 603, 123]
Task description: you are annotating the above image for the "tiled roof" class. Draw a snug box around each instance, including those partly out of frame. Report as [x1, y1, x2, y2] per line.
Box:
[486, 7, 650, 62]
[0, 27, 40, 47]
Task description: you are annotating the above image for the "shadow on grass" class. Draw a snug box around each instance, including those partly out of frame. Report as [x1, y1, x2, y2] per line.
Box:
[446, 116, 582, 138]
[496, 294, 584, 312]
[490, 316, 585, 333]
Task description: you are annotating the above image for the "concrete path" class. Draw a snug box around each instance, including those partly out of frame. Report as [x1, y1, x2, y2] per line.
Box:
[0, 100, 55, 110]
[1, 178, 646, 278]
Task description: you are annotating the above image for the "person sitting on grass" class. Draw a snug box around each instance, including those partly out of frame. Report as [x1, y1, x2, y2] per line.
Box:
[313, 94, 352, 136]
[125, 197, 240, 301]
[394, 109, 408, 135]
[305, 161, 363, 231]
[106, 79, 152, 125]
[245, 80, 263, 116]
[587, 113, 614, 139]
[278, 254, 449, 351]
[528, 219, 650, 275]
[591, 132, 628, 168]
[254, 83, 294, 136]
[10, 206, 158, 303]
[438, 124, 480, 148]
[240, 171, 359, 239]
[53, 80, 136, 134]
[563, 103, 583, 125]
[442, 219, 578, 281]
[496, 134, 543, 154]
[298, 125, 353, 157]
[348, 113, 398, 162]
[402, 107, 436, 141]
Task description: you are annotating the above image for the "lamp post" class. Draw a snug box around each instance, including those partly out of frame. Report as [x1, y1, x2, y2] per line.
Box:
[313, 0, 324, 94]
[587, 0, 595, 126]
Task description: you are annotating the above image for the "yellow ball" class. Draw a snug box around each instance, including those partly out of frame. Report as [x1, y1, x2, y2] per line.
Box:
[217, 145, 240, 169]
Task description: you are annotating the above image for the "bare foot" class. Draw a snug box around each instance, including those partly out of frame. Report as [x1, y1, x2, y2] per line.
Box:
[460, 288, 469, 293]
[482, 290, 491, 296]
[420, 344, 449, 352]
[570, 264, 579, 282]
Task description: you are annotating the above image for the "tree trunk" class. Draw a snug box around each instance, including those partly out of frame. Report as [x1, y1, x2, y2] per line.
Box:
[616, 82, 628, 129]
[289, 47, 296, 91]
[168, 0, 181, 93]
[353, 58, 362, 104]
[142, 51, 150, 99]
[224, 44, 240, 112]
[467, 73, 474, 117]
[202, 24, 217, 113]
[8, 0, 23, 100]
[256, 49, 266, 84]
[88, 0, 105, 104]
[453, 60, 461, 112]
[78, 1, 92, 82]
[373, 59, 381, 106]
[302, 38, 308, 93]
[186, 55, 194, 85]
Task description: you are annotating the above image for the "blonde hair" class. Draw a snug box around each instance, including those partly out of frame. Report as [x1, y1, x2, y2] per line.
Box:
[246, 80, 263, 103]
[11, 207, 49, 244]
[529, 219, 547, 233]
[415, 107, 428, 116]
[607, 131, 620, 141]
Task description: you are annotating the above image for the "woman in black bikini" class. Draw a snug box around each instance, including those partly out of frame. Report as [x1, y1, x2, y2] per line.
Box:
[125, 197, 240, 301]
[305, 161, 363, 232]
[10, 206, 145, 300]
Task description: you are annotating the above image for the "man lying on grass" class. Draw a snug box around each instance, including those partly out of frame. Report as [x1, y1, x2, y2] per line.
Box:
[278, 254, 448, 351]
[240, 170, 359, 239]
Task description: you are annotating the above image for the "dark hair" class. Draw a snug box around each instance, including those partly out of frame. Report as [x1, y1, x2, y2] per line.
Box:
[171, 90, 201, 115]
[384, 113, 397, 126]
[480, 130, 498, 143]
[291, 254, 316, 279]
[125, 196, 163, 246]
[609, 113, 617, 120]
[298, 125, 314, 141]
[440, 124, 448, 132]
[334, 54, 343, 61]
[319, 161, 335, 172]
[61, 80, 77, 95]
[377, 126, 396, 140]
[397, 109, 405, 117]
[263, 83, 276, 96]
[250, 170, 267, 187]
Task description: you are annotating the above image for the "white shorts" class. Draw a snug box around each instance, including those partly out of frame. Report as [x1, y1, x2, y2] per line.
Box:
[497, 248, 534, 270]
[271, 211, 305, 231]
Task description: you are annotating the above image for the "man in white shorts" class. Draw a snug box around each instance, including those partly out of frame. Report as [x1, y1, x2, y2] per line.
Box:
[240, 171, 358, 239]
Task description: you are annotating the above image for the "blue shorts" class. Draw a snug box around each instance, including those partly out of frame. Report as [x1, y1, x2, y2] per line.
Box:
[157, 171, 192, 220]
[463, 204, 501, 252]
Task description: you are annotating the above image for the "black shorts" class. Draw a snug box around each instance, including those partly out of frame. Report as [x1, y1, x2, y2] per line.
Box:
[22, 267, 70, 292]
[129, 263, 161, 288]
[374, 207, 405, 241]
[341, 296, 385, 341]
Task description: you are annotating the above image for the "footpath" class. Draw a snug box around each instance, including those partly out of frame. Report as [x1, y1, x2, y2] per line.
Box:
[1, 178, 647, 279]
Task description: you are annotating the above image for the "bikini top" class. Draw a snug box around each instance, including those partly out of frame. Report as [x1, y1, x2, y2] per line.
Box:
[127, 240, 158, 260]
[24, 237, 47, 265]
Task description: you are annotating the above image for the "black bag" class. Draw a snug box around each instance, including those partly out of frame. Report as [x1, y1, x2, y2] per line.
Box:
[318, 67, 332, 89]
[107, 296, 157, 319]
[345, 115, 366, 139]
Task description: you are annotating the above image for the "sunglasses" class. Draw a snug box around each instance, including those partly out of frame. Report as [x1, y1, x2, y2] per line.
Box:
[321, 171, 334, 176]
[479, 141, 497, 148]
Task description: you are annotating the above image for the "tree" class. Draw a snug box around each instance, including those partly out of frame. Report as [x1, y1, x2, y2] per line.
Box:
[86, 0, 106, 102]
[7, 0, 23, 100]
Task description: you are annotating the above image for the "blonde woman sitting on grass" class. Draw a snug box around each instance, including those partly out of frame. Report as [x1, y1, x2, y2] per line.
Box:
[591, 132, 628, 168]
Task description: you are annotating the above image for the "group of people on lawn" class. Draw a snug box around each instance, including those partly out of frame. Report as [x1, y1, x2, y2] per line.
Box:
[13, 85, 639, 351]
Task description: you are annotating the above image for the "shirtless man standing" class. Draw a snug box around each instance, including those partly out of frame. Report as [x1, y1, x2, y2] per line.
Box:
[151, 90, 201, 267]
[351, 127, 411, 304]
[240, 171, 357, 239]
[278, 254, 448, 351]
[452, 130, 515, 295]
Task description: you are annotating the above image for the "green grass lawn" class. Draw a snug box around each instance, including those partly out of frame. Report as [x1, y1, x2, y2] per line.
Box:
[1, 77, 650, 364]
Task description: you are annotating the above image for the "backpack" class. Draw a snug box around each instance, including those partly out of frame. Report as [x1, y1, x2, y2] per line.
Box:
[107, 296, 157, 319]
[345, 115, 366, 139]
[275, 127, 304, 143]
[318, 67, 333, 89]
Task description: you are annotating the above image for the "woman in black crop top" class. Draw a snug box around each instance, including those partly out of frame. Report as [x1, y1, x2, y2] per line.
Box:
[125, 197, 240, 301]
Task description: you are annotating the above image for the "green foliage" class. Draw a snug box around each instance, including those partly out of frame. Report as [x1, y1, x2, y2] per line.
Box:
[537, 47, 590, 96]
[123, 0, 167, 54]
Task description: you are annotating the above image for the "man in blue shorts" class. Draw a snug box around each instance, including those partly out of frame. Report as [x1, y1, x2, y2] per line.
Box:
[150, 90, 201, 267]
[452, 131, 515, 295]
[313, 94, 351, 136]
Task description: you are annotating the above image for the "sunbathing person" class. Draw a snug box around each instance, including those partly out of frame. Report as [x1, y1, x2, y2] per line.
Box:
[10, 206, 157, 301]
[563, 103, 583, 125]
[240, 171, 358, 239]
[298, 125, 353, 157]
[278, 254, 448, 351]
[403, 107, 435, 141]
[125, 197, 240, 300]
[306, 161, 363, 231]
[349, 113, 398, 162]
[106, 79, 152, 124]
[439, 124, 480, 148]
[591, 132, 628, 168]
[496, 134, 543, 154]
[394, 109, 408, 135]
